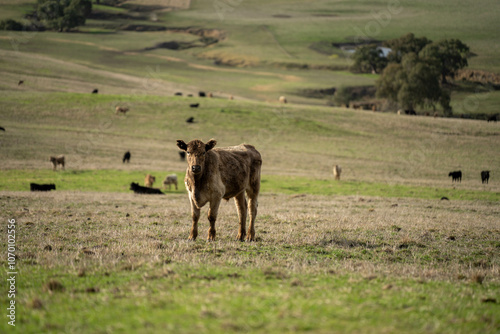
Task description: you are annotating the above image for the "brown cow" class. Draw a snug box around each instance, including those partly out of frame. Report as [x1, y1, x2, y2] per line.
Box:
[50, 155, 65, 170]
[279, 96, 287, 104]
[333, 165, 342, 180]
[177, 138, 262, 241]
[144, 174, 156, 187]
[115, 106, 129, 115]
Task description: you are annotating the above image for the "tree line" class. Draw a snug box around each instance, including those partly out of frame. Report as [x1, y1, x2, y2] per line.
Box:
[347, 33, 470, 115]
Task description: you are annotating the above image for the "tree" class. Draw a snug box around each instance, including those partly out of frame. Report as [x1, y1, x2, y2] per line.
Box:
[350, 44, 388, 74]
[383, 33, 432, 64]
[376, 53, 451, 112]
[37, 0, 92, 32]
[420, 39, 470, 84]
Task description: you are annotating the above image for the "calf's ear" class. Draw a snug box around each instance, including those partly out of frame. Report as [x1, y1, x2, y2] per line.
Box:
[205, 139, 217, 151]
[177, 140, 188, 151]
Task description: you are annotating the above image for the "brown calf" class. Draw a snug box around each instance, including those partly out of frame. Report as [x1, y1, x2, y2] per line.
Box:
[144, 174, 156, 187]
[50, 155, 65, 170]
[177, 138, 262, 241]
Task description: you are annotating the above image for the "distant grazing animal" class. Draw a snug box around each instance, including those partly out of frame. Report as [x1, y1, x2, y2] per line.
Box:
[448, 171, 462, 183]
[122, 151, 131, 163]
[208, 92, 213, 98]
[333, 165, 342, 180]
[144, 174, 156, 187]
[187, 94, 193, 97]
[440, 196, 449, 201]
[18, 80, 24, 86]
[405, 110, 416, 115]
[186, 117, 195, 123]
[190, 103, 199, 108]
[179, 151, 186, 160]
[115, 106, 129, 115]
[174, 92, 183, 96]
[130, 182, 163, 195]
[481, 171, 490, 184]
[50, 155, 65, 170]
[30, 183, 56, 192]
[229, 95, 234, 100]
[163, 174, 178, 190]
[199, 91, 206, 97]
[0, 126, 5, 131]
[92, 89, 98, 94]
[397, 110, 402, 115]
[279, 96, 287, 104]
[487, 115, 497, 122]
[177, 138, 262, 241]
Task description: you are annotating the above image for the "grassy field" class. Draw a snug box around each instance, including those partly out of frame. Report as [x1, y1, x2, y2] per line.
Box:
[1, 0, 500, 333]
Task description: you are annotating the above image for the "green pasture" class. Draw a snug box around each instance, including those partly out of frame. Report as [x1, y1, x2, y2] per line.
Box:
[1, 169, 498, 202]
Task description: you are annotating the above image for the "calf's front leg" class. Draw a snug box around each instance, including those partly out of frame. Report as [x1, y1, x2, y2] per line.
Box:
[189, 200, 200, 241]
[207, 198, 221, 241]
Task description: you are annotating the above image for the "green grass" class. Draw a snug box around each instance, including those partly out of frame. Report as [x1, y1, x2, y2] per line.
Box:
[6, 264, 500, 333]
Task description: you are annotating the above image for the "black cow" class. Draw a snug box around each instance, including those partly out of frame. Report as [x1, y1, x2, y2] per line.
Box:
[190, 103, 199, 108]
[0, 126, 5, 131]
[448, 171, 462, 183]
[30, 183, 56, 192]
[186, 117, 195, 123]
[92, 89, 98, 94]
[174, 92, 183, 96]
[179, 151, 186, 161]
[123, 151, 131, 163]
[487, 115, 497, 123]
[18, 80, 24, 86]
[130, 182, 164, 195]
[481, 171, 490, 184]
[198, 91, 206, 97]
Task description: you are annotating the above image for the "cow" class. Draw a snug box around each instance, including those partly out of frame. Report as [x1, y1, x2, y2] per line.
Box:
[115, 106, 129, 115]
[0, 126, 5, 131]
[174, 92, 183, 96]
[18, 80, 24, 86]
[123, 151, 131, 163]
[163, 174, 178, 190]
[449, 171, 462, 183]
[144, 174, 156, 187]
[333, 165, 342, 180]
[177, 138, 262, 241]
[50, 155, 65, 171]
[186, 117, 195, 123]
[92, 89, 98, 94]
[179, 151, 186, 161]
[199, 91, 206, 97]
[487, 115, 497, 123]
[279, 96, 287, 104]
[30, 183, 56, 192]
[481, 171, 490, 184]
[190, 103, 199, 108]
[208, 92, 213, 98]
[130, 182, 163, 195]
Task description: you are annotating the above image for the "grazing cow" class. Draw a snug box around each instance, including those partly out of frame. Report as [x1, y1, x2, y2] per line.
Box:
[123, 151, 131, 163]
[487, 115, 497, 123]
[18, 80, 24, 86]
[333, 165, 342, 180]
[481, 171, 490, 184]
[174, 92, 183, 96]
[190, 103, 199, 108]
[179, 151, 186, 160]
[199, 91, 206, 97]
[92, 89, 98, 94]
[186, 117, 195, 123]
[144, 174, 156, 187]
[30, 183, 56, 192]
[177, 138, 262, 241]
[229, 95, 234, 100]
[115, 106, 129, 115]
[0, 126, 5, 131]
[50, 155, 65, 171]
[208, 92, 213, 98]
[130, 182, 163, 195]
[163, 174, 178, 190]
[279, 96, 287, 104]
[448, 170, 462, 183]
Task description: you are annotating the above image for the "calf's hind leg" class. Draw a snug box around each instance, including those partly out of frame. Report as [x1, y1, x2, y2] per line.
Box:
[234, 192, 247, 241]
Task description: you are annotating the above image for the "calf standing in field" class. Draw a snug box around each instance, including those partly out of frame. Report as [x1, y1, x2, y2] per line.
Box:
[481, 171, 490, 184]
[177, 138, 262, 241]
[333, 165, 342, 180]
[50, 155, 65, 171]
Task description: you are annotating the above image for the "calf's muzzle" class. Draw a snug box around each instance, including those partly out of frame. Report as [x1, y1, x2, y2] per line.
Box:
[191, 165, 202, 174]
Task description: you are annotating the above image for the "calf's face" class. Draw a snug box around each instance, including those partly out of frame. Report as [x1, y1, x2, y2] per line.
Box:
[177, 139, 217, 175]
